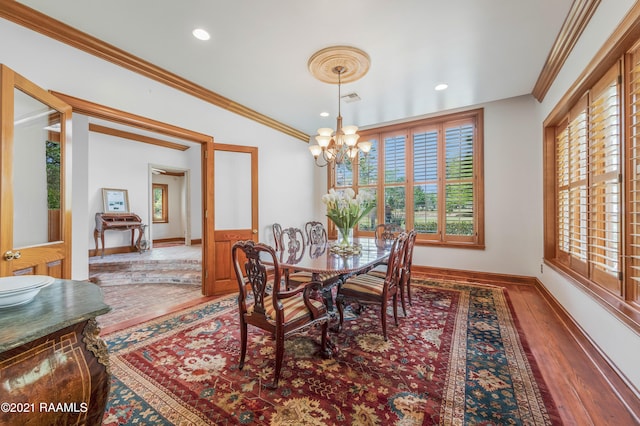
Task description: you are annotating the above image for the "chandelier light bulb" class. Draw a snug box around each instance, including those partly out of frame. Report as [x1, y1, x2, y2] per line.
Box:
[358, 140, 372, 153]
[315, 135, 332, 148]
[309, 145, 323, 157]
[343, 133, 360, 147]
[342, 125, 358, 135]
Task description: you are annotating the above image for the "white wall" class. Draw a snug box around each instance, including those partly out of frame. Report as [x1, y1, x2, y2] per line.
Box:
[87, 131, 196, 250]
[534, 0, 640, 391]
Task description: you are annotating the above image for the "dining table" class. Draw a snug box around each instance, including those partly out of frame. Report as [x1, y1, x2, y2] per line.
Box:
[264, 237, 392, 316]
[273, 237, 392, 284]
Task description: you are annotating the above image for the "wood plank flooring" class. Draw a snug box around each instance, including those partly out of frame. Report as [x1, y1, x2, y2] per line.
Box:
[97, 269, 640, 424]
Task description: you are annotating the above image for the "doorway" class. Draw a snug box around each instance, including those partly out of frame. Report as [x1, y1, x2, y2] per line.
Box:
[149, 164, 191, 248]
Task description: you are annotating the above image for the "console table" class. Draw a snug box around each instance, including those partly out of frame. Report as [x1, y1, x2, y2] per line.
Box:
[94, 212, 143, 257]
[0, 280, 111, 425]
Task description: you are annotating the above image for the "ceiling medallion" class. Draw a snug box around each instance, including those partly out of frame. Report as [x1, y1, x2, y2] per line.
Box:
[308, 46, 370, 84]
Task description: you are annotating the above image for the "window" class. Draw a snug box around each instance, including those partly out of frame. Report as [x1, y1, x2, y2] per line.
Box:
[333, 108, 484, 248]
[152, 183, 168, 223]
[552, 64, 622, 293]
[545, 40, 640, 321]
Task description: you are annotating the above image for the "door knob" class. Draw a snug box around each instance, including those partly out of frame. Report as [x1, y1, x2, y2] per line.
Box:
[4, 250, 21, 261]
[252, 229, 258, 234]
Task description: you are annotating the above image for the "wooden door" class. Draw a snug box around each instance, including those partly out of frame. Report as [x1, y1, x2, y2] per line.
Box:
[0, 65, 72, 278]
[211, 144, 258, 295]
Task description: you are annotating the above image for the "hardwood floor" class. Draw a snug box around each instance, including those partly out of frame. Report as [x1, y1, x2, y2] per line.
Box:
[97, 269, 640, 424]
[505, 281, 639, 425]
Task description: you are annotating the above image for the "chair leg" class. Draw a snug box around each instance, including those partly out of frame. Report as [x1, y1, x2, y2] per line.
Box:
[271, 327, 285, 389]
[407, 272, 413, 306]
[336, 294, 346, 332]
[239, 319, 247, 370]
[392, 294, 399, 327]
[319, 321, 334, 358]
[399, 280, 407, 316]
[381, 300, 388, 341]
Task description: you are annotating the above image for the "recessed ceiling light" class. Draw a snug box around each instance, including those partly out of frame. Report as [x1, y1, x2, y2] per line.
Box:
[435, 83, 448, 91]
[320, 112, 330, 117]
[192, 28, 210, 41]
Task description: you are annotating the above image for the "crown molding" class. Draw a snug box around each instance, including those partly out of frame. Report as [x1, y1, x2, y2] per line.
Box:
[531, 0, 601, 102]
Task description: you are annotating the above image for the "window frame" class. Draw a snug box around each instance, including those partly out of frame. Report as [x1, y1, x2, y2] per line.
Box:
[330, 108, 484, 249]
[152, 183, 168, 224]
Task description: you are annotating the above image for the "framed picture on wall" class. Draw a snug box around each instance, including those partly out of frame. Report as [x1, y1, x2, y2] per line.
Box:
[102, 188, 130, 213]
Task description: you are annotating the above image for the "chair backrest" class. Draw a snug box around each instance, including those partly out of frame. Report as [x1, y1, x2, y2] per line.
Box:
[232, 240, 282, 317]
[305, 221, 328, 245]
[272, 223, 283, 250]
[401, 230, 417, 282]
[383, 232, 408, 293]
[279, 227, 305, 264]
[375, 223, 404, 246]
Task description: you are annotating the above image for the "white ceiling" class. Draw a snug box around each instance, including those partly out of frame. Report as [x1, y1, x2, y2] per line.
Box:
[17, 0, 574, 138]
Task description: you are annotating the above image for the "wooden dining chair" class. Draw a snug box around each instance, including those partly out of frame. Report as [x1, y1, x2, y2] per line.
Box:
[336, 232, 408, 340]
[374, 223, 404, 246]
[278, 227, 305, 285]
[272, 223, 283, 250]
[232, 240, 331, 388]
[287, 223, 341, 293]
[368, 229, 417, 315]
[374, 223, 405, 266]
[305, 221, 328, 245]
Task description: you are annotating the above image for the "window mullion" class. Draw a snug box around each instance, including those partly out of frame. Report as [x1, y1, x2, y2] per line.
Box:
[405, 129, 414, 230]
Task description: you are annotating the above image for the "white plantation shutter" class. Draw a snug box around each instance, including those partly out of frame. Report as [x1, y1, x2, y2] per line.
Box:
[556, 120, 570, 254]
[413, 127, 439, 237]
[356, 139, 378, 231]
[383, 133, 406, 226]
[588, 63, 622, 294]
[568, 98, 589, 273]
[444, 120, 475, 240]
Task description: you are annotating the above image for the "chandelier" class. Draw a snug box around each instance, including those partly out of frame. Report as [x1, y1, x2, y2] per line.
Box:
[307, 46, 372, 168]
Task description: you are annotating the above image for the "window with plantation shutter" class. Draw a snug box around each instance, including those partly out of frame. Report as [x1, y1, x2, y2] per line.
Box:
[588, 64, 621, 294]
[413, 127, 439, 237]
[550, 64, 621, 295]
[333, 108, 484, 248]
[356, 139, 378, 231]
[544, 19, 640, 328]
[383, 133, 407, 227]
[556, 97, 589, 275]
[445, 122, 475, 239]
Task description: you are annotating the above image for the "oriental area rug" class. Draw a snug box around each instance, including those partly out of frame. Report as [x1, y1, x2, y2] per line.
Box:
[102, 279, 561, 425]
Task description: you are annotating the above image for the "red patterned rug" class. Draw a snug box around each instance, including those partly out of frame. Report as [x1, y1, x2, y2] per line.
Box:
[102, 279, 561, 425]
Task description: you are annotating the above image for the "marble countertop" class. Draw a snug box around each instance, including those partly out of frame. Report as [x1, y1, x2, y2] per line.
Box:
[0, 279, 111, 352]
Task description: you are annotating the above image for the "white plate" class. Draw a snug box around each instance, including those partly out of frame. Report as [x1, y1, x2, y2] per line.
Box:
[0, 275, 55, 294]
[0, 276, 54, 308]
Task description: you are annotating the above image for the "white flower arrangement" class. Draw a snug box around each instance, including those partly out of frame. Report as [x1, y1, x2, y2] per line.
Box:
[322, 188, 375, 246]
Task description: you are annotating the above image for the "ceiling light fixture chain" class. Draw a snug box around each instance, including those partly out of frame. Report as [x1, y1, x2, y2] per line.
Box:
[308, 46, 372, 169]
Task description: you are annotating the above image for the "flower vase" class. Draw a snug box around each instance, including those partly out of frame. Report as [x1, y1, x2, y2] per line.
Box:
[337, 227, 354, 248]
